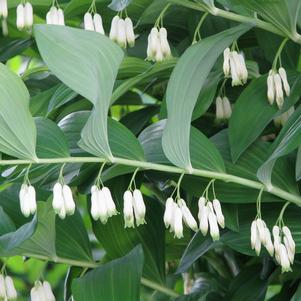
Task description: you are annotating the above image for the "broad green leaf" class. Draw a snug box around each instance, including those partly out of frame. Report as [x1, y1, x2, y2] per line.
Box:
[0, 38, 33, 62]
[162, 25, 250, 170]
[35, 117, 70, 158]
[34, 25, 124, 160]
[296, 146, 301, 181]
[118, 57, 151, 79]
[291, 283, 301, 301]
[109, 0, 134, 12]
[257, 105, 301, 189]
[0, 63, 37, 159]
[72, 246, 144, 301]
[229, 73, 301, 162]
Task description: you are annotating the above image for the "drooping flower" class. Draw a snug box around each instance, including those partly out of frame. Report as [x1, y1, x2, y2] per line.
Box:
[16, 2, 33, 30]
[42, 281, 56, 301]
[19, 184, 37, 217]
[173, 205, 184, 239]
[215, 96, 232, 121]
[84, 12, 94, 31]
[117, 18, 127, 49]
[198, 197, 208, 235]
[84, 12, 104, 34]
[93, 13, 104, 34]
[52, 183, 75, 219]
[163, 197, 174, 228]
[16, 4, 25, 30]
[109, 15, 119, 42]
[178, 199, 198, 232]
[0, 0, 8, 18]
[207, 202, 220, 241]
[133, 189, 146, 226]
[46, 6, 65, 25]
[125, 17, 135, 47]
[31, 281, 55, 301]
[212, 199, 225, 228]
[0, 274, 18, 301]
[123, 190, 135, 228]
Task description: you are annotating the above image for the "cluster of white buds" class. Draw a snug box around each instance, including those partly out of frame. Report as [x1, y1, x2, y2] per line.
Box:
[123, 189, 146, 228]
[250, 218, 274, 257]
[147, 27, 171, 62]
[46, 5, 65, 25]
[273, 225, 295, 273]
[30, 281, 55, 301]
[223, 47, 248, 86]
[109, 15, 135, 48]
[16, 2, 33, 31]
[52, 183, 75, 219]
[198, 197, 225, 241]
[215, 96, 232, 121]
[19, 184, 37, 217]
[274, 106, 294, 127]
[84, 12, 104, 34]
[267, 68, 290, 109]
[90, 185, 117, 223]
[0, 274, 17, 301]
[164, 198, 198, 239]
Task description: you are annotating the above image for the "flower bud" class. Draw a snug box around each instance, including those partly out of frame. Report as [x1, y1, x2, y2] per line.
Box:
[125, 17, 135, 47]
[43, 281, 55, 301]
[208, 211, 220, 241]
[223, 48, 230, 76]
[133, 189, 146, 226]
[237, 53, 248, 83]
[279, 243, 291, 273]
[57, 8, 65, 26]
[256, 218, 266, 245]
[282, 226, 295, 255]
[159, 27, 171, 58]
[0, 0, 8, 18]
[0, 275, 6, 299]
[123, 190, 134, 228]
[147, 27, 159, 60]
[19, 184, 30, 217]
[173, 205, 183, 239]
[52, 183, 64, 214]
[264, 228, 274, 257]
[155, 44, 163, 62]
[284, 236, 294, 264]
[251, 220, 257, 250]
[215, 97, 223, 121]
[254, 235, 261, 256]
[179, 199, 198, 232]
[16, 4, 25, 30]
[267, 74, 275, 105]
[274, 74, 284, 109]
[279, 67, 290, 96]
[222, 97, 232, 120]
[102, 187, 117, 217]
[198, 204, 208, 236]
[62, 185, 75, 215]
[117, 18, 127, 48]
[84, 12, 94, 31]
[24, 2, 33, 28]
[97, 189, 108, 224]
[90, 186, 100, 221]
[164, 197, 174, 228]
[212, 199, 225, 228]
[109, 15, 119, 41]
[93, 13, 104, 34]
[229, 51, 241, 86]
[5, 276, 17, 300]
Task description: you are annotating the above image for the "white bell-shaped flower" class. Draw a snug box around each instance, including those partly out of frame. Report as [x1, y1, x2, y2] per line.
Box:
[147, 27, 159, 61]
[198, 197, 208, 236]
[267, 72, 275, 105]
[215, 96, 224, 121]
[208, 209, 220, 241]
[212, 199, 225, 228]
[279, 243, 291, 273]
[24, 2, 33, 29]
[164, 197, 175, 229]
[256, 218, 267, 245]
[283, 236, 294, 264]
[123, 190, 134, 228]
[43, 281, 55, 301]
[109, 15, 119, 42]
[57, 8, 65, 25]
[30, 282, 47, 301]
[90, 185, 100, 221]
[93, 13, 104, 34]
[52, 182, 64, 214]
[84, 12, 94, 31]
[178, 199, 198, 232]
[16, 4, 25, 30]
[263, 228, 274, 257]
[282, 226, 295, 255]
[159, 27, 171, 58]
[117, 18, 127, 48]
[279, 67, 290, 96]
[250, 220, 257, 250]
[133, 189, 146, 226]
[173, 205, 183, 239]
[62, 185, 75, 215]
[19, 184, 37, 217]
[274, 73, 284, 109]
[125, 17, 135, 47]
[0, 0, 8, 18]
[96, 189, 108, 224]
[223, 48, 230, 76]
[102, 187, 117, 217]
[229, 52, 241, 86]
[5, 276, 17, 301]
[0, 275, 6, 300]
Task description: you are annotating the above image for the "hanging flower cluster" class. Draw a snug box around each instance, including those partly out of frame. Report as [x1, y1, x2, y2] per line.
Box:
[84, 12, 104, 34]
[274, 106, 294, 127]
[30, 281, 55, 301]
[16, 2, 33, 31]
[0, 274, 17, 301]
[146, 27, 172, 62]
[223, 47, 248, 86]
[215, 96, 232, 121]
[267, 68, 290, 109]
[109, 15, 135, 48]
[19, 183, 37, 217]
[46, 5, 65, 25]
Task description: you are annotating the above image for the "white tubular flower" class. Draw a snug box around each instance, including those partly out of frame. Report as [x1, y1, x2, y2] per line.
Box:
[215, 97, 223, 121]
[0, 0, 7, 18]
[212, 199, 225, 228]
[179, 199, 198, 232]
[208, 209, 220, 241]
[155, 44, 163, 62]
[279, 243, 291, 273]
[62, 185, 75, 215]
[84, 12, 94, 31]
[117, 18, 127, 48]
[274, 74, 284, 109]
[96, 189, 108, 224]
[49, 7, 58, 25]
[90, 185, 100, 221]
[31, 282, 47, 301]
[254, 235, 261, 256]
[267, 73, 275, 105]
[282, 226, 295, 255]
[133, 189, 146, 226]
[159, 27, 171, 58]
[198, 197, 208, 236]
[237, 53, 248, 83]
[109, 15, 119, 42]
[264, 228, 274, 257]
[173, 205, 184, 239]
[284, 236, 294, 264]
[5, 276, 17, 301]
[272, 225, 281, 251]
[147, 27, 159, 61]
[93, 13, 104, 34]
[279, 67, 290, 96]
[57, 8, 65, 26]
[251, 221, 257, 250]
[164, 197, 175, 228]
[43, 281, 55, 301]
[229, 52, 241, 86]
[16, 4, 25, 30]
[222, 97, 232, 120]
[102, 187, 117, 217]
[123, 190, 134, 228]
[19, 184, 30, 217]
[58, 205, 66, 220]
[52, 183, 64, 215]
[223, 48, 230, 76]
[125, 17, 135, 47]
[0, 275, 6, 300]
[256, 218, 266, 245]
[24, 2, 33, 29]
[28, 185, 37, 215]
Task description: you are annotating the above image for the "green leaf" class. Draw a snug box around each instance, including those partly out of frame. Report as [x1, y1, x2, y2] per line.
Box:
[296, 146, 301, 181]
[109, 0, 134, 12]
[0, 38, 33, 62]
[257, 105, 301, 189]
[34, 25, 124, 160]
[72, 246, 144, 301]
[229, 73, 301, 162]
[291, 283, 301, 301]
[35, 117, 70, 158]
[0, 63, 37, 159]
[162, 24, 251, 170]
